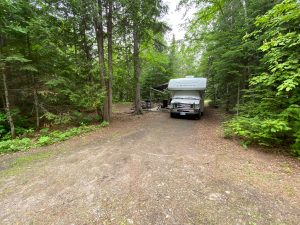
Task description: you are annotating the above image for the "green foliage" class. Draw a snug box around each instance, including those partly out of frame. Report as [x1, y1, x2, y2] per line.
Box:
[100, 121, 109, 127]
[3, 54, 30, 63]
[81, 116, 94, 125]
[292, 130, 300, 157]
[185, 0, 299, 154]
[35, 125, 102, 147]
[0, 123, 105, 154]
[141, 33, 171, 99]
[0, 109, 32, 138]
[281, 104, 300, 156]
[0, 151, 53, 177]
[40, 128, 49, 134]
[36, 136, 52, 146]
[225, 117, 291, 146]
[250, 0, 300, 95]
[0, 112, 8, 137]
[224, 0, 300, 153]
[0, 138, 31, 153]
[185, 0, 276, 110]
[0, 0, 169, 142]
[42, 112, 73, 125]
[68, 84, 105, 111]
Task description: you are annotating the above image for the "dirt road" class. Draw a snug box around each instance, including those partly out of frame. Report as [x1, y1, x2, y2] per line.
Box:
[0, 107, 299, 225]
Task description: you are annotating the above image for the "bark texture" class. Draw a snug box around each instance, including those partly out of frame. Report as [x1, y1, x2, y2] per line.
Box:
[32, 75, 39, 128]
[107, 0, 113, 121]
[133, 27, 143, 115]
[94, 0, 109, 121]
[2, 73, 15, 138]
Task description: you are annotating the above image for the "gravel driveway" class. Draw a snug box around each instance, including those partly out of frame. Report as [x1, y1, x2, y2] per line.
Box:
[0, 107, 299, 225]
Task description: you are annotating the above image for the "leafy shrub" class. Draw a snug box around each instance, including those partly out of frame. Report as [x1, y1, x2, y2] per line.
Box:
[225, 117, 291, 147]
[36, 136, 52, 146]
[224, 1, 300, 155]
[0, 138, 31, 153]
[225, 104, 300, 154]
[81, 115, 94, 125]
[281, 105, 300, 156]
[23, 128, 34, 135]
[0, 123, 107, 153]
[0, 112, 9, 138]
[72, 111, 83, 119]
[35, 125, 101, 147]
[42, 112, 73, 125]
[1, 132, 12, 140]
[11, 108, 30, 128]
[69, 84, 105, 111]
[15, 126, 28, 135]
[100, 121, 109, 127]
[0, 109, 34, 139]
[40, 128, 49, 134]
[292, 130, 300, 157]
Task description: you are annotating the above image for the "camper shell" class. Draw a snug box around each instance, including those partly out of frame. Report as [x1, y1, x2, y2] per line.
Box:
[168, 76, 207, 119]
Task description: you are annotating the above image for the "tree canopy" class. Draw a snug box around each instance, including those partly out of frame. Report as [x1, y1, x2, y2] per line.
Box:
[183, 0, 300, 155]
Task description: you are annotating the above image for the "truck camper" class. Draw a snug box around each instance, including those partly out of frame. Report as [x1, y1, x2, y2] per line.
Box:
[168, 76, 207, 119]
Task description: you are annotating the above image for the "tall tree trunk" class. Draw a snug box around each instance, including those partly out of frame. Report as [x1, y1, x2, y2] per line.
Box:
[0, 36, 14, 137]
[133, 27, 143, 115]
[27, 33, 40, 128]
[240, 0, 248, 25]
[32, 74, 40, 128]
[107, 0, 113, 121]
[2, 73, 15, 138]
[94, 0, 109, 121]
[124, 30, 131, 101]
[226, 83, 230, 112]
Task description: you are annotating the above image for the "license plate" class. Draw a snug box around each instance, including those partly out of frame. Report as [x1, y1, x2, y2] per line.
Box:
[180, 112, 186, 116]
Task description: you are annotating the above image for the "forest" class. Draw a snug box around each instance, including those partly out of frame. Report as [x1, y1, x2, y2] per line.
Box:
[0, 0, 299, 156]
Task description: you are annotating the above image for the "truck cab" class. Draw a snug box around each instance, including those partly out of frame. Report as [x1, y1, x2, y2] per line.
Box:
[168, 76, 207, 119]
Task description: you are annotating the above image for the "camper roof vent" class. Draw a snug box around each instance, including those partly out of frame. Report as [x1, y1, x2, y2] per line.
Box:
[185, 76, 194, 78]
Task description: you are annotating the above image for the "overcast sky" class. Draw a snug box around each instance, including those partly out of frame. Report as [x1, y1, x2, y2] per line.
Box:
[162, 0, 196, 42]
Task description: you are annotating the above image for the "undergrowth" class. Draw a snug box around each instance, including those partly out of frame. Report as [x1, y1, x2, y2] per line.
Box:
[0, 121, 109, 154]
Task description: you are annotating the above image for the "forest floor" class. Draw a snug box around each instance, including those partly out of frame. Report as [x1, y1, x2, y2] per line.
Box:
[0, 103, 299, 225]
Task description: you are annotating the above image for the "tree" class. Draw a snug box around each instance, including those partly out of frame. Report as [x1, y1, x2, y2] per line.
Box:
[184, 0, 279, 111]
[0, 0, 168, 142]
[141, 33, 169, 100]
[184, 0, 299, 153]
[94, 0, 109, 121]
[123, 0, 167, 114]
[106, 0, 114, 121]
[167, 35, 178, 78]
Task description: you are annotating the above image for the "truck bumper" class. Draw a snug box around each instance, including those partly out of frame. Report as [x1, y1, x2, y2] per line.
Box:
[170, 110, 201, 118]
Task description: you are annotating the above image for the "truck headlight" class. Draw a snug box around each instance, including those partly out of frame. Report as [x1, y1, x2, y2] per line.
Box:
[194, 104, 200, 109]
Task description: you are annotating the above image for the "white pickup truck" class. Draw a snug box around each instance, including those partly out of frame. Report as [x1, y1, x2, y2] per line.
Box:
[168, 76, 207, 119]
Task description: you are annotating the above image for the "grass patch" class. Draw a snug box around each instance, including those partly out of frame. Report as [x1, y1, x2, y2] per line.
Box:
[0, 151, 53, 178]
